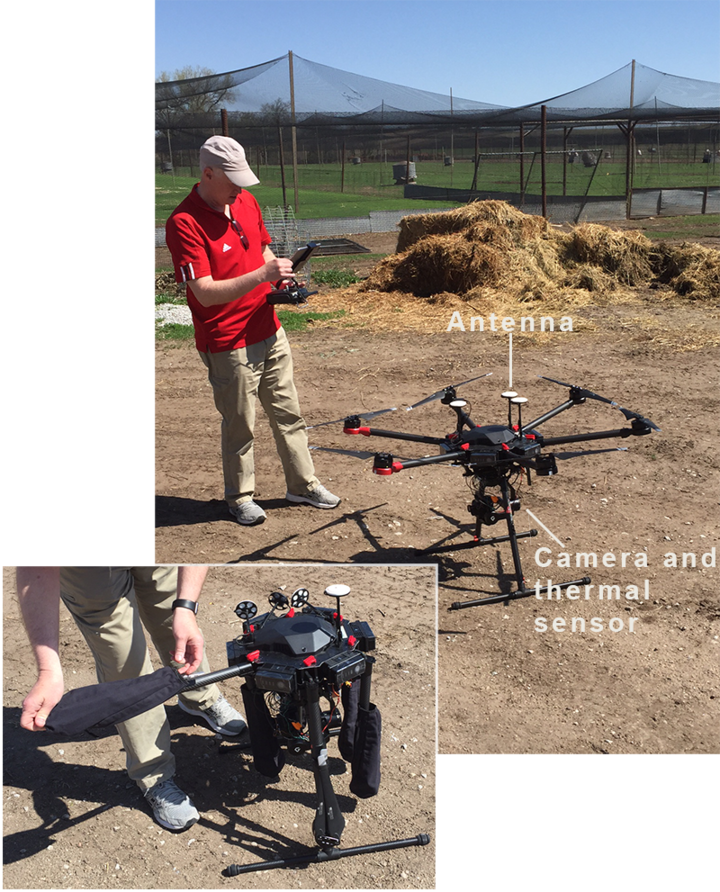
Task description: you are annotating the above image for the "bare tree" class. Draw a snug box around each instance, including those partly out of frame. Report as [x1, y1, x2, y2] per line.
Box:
[156, 66, 237, 127]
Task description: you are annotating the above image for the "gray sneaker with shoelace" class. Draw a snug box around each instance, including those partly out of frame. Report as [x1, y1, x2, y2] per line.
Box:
[144, 778, 199, 832]
[179, 694, 247, 736]
[285, 483, 340, 509]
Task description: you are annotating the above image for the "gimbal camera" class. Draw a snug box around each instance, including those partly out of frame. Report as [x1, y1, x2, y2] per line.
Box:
[200, 583, 431, 875]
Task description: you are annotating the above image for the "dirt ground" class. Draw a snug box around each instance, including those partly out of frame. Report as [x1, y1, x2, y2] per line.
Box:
[155, 221, 719, 760]
[3, 565, 436, 889]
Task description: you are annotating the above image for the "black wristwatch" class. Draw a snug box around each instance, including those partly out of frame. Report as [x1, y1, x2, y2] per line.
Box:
[171, 599, 199, 615]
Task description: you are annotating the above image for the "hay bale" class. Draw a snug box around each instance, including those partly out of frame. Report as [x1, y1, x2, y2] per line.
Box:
[654, 242, 720, 300]
[562, 263, 618, 293]
[362, 202, 718, 309]
[564, 224, 653, 284]
[396, 200, 551, 252]
[361, 234, 502, 296]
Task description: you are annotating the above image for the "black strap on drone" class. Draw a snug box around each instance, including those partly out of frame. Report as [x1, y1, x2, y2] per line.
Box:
[339, 662, 381, 799]
[349, 703, 382, 799]
[240, 684, 286, 778]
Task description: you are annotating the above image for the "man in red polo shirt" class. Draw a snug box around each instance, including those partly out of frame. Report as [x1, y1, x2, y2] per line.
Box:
[165, 136, 340, 525]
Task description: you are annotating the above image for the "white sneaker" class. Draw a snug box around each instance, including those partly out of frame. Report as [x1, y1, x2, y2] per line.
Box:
[285, 484, 341, 509]
[229, 501, 266, 525]
[179, 695, 247, 736]
[144, 778, 199, 832]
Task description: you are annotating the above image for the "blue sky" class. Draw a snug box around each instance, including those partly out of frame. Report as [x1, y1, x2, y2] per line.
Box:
[155, 0, 720, 106]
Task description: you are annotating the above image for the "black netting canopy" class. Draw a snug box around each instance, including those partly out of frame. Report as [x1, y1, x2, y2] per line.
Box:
[155, 54, 720, 128]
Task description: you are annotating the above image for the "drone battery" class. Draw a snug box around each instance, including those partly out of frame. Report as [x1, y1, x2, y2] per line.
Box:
[253, 663, 298, 694]
[323, 649, 367, 685]
[348, 620, 376, 652]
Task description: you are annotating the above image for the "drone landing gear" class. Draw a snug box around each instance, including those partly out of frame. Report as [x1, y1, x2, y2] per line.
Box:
[421, 473, 590, 610]
[225, 834, 431, 875]
[224, 656, 430, 876]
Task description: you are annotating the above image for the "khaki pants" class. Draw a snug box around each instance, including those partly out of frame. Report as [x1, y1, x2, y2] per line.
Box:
[200, 326, 319, 507]
[59, 567, 219, 792]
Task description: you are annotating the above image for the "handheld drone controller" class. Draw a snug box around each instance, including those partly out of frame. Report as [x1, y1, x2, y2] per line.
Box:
[217, 584, 429, 875]
[267, 242, 319, 306]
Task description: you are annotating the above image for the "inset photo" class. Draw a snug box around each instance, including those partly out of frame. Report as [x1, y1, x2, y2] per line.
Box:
[3, 565, 436, 889]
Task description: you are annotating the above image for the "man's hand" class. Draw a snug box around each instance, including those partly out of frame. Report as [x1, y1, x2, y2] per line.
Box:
[17, 567, 63, 731]
[262, 255, 294, 283]
[172, 566, 207, 674]
[21, 667, 65, 730]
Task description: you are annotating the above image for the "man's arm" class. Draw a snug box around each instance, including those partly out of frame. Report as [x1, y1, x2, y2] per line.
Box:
[188, 250, 294, 308]
[171, 566, 210, 674]
[16, 567, 65, 730]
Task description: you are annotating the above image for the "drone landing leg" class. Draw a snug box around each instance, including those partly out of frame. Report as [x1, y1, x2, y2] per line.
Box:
[224, 833, 431, 875]
[450, 478, 590, 609]
[306, 678, 346, 848]
[224, 670, 431, 877]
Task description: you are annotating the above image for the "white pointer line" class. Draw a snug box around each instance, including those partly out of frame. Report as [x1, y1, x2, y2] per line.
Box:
[525, 510, 565, 547]
[508, 332, 513, 389]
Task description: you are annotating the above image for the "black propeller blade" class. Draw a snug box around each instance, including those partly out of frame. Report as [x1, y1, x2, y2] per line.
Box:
[307, 406, 398, 431]
[308, 373, 491, 430]
[538, 376, 661, 432]
[405, 373, 493, 410]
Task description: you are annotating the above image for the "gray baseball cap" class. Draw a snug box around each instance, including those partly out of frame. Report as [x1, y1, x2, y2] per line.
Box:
[199, 135, 260, 187]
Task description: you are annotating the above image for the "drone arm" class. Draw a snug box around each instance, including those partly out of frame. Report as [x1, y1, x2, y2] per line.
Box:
[539, 426, 640, 447]
[185, 659, 257, 688]
[344, 424, 447, 446]
[523, 399, 577, 432]
[373, 449, 468, 475]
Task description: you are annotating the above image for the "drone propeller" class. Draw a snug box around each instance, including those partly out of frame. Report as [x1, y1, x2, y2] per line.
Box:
[405, 373, 493, 411]
[307, 406, 398, 431]
[310, 445, 378, 460]
[538, 375, 661, 432]
[308, 373, 491, 431]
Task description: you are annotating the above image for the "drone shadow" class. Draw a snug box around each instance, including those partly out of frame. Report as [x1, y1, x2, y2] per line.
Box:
[2, 706, 134, 865]
[172, 716, 358, 869]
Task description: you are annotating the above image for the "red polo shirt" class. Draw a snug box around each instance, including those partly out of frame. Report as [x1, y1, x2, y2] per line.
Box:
[165, 185, 280, 352]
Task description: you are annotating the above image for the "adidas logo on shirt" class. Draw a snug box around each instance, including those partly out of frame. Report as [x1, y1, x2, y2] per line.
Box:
[222, 243, 232, 252]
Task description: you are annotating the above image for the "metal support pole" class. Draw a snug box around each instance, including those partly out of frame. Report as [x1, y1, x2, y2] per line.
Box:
[541, 105, 547, 218]
[288, 50, 300, 212]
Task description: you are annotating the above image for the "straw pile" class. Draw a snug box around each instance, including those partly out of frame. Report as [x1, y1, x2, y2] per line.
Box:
[359, 201, 720, 304]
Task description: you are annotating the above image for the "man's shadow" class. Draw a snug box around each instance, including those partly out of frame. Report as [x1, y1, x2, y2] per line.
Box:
[4, 704, 356, 869]
[3, 706, 132, 864]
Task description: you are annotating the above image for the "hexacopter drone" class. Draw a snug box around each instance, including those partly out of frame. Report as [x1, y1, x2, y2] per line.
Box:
[318, 374, 660, 610]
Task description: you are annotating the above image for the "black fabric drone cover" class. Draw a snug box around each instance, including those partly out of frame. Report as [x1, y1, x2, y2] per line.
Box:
[338, 678, 361, 762]
[44, 666, 189, 736]
[241, 684, 286, 778]
[349, 703, 381, 799]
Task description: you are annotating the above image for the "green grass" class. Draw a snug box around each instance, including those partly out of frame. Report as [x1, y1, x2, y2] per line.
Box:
[157, 157, 718, 225]
[156, 173, 441, 226]
[277, 309, 346, 331]
[309, 269, 361, 288]
[155, 321, 195, 341]
[631, 214, 719, 240]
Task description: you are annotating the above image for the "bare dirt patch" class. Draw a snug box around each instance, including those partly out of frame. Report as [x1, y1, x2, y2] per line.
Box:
[154, 210, 720, 760]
